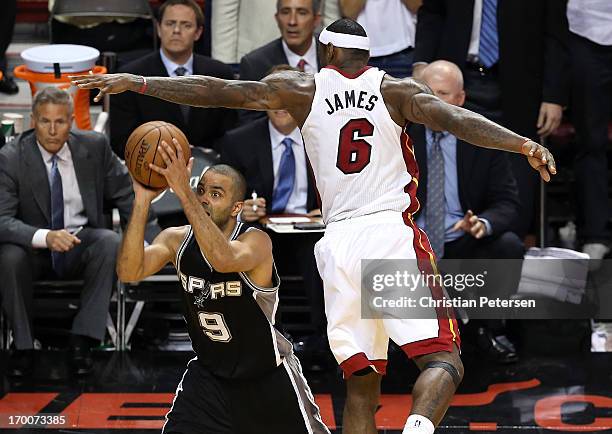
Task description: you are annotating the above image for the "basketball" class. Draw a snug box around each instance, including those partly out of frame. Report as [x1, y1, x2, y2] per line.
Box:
[124, 121, 191, 188]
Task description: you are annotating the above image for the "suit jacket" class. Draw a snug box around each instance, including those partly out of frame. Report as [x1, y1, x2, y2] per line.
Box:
[110, 51, 237, 158]
[415, 0, 569, 137]
[218, 117, 318, 213]
[0, 130, 135, 248]
[409, 123, 520, 236]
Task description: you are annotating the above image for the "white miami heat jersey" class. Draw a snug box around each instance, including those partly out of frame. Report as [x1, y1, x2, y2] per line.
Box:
[301, 66, 418, 224]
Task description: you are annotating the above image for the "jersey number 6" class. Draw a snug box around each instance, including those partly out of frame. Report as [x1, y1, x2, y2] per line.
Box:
[336, 118, 374, 174]
[198, 312, 232, 342]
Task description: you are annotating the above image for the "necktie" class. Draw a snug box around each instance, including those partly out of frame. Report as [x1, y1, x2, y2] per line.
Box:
[297, 59, 306, 72]
[479, 0, 499, 68]
[426, 132, 445, 259]
[50, 154, 65, 276]
[174, 66, 191, 123]
[271, 138, 296, 214]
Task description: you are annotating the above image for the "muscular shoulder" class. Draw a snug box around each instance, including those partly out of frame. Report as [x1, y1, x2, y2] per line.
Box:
[381, 76, 433, 125]
[381, 75, 431, 105]
[262, 70, 315, 123]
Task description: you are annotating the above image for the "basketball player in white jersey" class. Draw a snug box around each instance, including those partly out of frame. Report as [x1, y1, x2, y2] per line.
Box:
[72, 18, 556, 434]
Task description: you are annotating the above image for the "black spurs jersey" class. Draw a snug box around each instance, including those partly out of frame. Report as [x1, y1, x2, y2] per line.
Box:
[175, 222, 292, 379]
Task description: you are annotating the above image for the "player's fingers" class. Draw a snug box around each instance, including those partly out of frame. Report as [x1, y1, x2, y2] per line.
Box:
[475, 226, 486, 239]
[451, 220, 464, 232]
[547, 152, 557, 175]
[538, 165, 551, 182]
[186, 157, 194, 173]
[157, 142, 173, 165]
[149, 163, 165, 174]
[172, 138, 185, 161]
[468, 215, 479, 225]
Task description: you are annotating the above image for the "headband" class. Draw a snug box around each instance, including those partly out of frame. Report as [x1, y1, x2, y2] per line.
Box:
[319, 28, 370, 51]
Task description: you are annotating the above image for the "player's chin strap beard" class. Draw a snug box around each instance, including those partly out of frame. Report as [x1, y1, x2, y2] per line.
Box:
[318, 28, 371, 51]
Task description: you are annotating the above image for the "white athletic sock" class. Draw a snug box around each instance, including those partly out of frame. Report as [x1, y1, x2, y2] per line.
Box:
[402, 414, 435, 434]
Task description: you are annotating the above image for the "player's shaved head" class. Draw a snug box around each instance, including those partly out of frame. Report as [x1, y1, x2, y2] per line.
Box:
[422, 60, 466, 107]
[204, 164, 247, 203]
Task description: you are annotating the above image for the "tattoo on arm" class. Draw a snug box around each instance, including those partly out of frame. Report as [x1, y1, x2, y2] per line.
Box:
[143, 75, 288, 111]
[410, 93, 526, 153]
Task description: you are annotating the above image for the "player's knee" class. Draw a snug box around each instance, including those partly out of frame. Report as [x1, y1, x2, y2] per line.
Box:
[0, 243, 29, 272]
[416, 348, 464, 388]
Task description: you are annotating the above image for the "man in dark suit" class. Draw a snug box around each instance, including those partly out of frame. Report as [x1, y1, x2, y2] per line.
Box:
[110, 0, 236, 158]
[0, 88, 136, 376]
[219, 99, 327, 366]
[238, 0, 322, 123]
[412, 61, 523, 363]
[413, 0, 569, 238]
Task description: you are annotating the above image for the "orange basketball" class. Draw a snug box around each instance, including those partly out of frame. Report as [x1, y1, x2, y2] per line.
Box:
[124, 121, 191, 188]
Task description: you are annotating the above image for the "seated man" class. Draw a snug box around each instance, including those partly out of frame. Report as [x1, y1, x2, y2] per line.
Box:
[218, 69, 326, 364]
[110, 0, 236, 157]
[412, 60, 524, 363]
[0, 87, 138, 376]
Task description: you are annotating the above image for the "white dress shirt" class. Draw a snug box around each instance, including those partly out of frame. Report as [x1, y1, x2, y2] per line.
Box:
[32, 143, 88, 248]
[356, 0, 416, 57]
[268, 121, 308, 214]
[567, 0, 612, 46]
[281, 38, 318, 74]
[160, 49, 194, 76]
[468, 0, 484, 60]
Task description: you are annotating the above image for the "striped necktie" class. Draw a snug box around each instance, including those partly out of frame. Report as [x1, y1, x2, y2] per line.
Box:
[479, 0, 499, 68]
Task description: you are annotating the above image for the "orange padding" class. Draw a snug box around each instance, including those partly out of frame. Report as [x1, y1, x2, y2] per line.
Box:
[13, 65, 107, 130]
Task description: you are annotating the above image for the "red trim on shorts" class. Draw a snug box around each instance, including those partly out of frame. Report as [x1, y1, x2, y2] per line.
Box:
[323, 65, 372, 79]
[340, 353, 388, 378]
[399, 125, 461, 357]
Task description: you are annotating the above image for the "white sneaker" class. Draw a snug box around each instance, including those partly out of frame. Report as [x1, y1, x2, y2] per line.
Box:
[582, 243, 610, 271]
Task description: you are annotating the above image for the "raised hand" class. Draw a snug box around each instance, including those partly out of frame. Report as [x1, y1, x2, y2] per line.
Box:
[148, 139, 194, 197]
[69, 73, 143, 102]
[521, 140, 557, 182]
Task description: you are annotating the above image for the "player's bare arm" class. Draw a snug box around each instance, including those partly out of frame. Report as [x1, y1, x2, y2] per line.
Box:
[116, 180, 188, 282]
[150, 141, 274, 284]
[70, 71, 315, 122]
[383, 77, 557, 181]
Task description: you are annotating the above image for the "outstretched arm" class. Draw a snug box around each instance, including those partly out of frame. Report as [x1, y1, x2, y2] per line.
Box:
[70, 71, 302, 111]
[402, 83, 557, 181]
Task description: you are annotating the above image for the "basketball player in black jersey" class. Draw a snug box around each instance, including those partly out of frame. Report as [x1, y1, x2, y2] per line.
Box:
[116, 143, 329, 434]
[74, 18, 557, 434]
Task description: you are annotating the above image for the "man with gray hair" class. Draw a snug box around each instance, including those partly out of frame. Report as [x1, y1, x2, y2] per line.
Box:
[0, 87, 137, 376]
